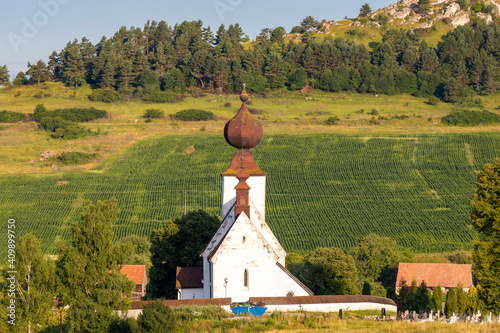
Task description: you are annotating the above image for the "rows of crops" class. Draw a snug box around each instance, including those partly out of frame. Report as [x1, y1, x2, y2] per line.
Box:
[2, 133, 499, 255]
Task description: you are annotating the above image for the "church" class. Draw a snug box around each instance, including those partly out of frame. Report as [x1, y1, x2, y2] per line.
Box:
[176, 88, 313, 301]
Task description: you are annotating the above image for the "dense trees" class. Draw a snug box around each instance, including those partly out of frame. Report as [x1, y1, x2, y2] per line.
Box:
[20, 19, 499, 101]
[148, 210, 220, 299]
[471, 158, 500, 313]
[289, 247, 360, 295]
[3, 233, 55, 333]
[56, 198, 134, 332]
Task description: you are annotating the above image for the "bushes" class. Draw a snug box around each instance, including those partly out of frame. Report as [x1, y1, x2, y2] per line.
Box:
[325, 116, 340, 125]
[50, 152, 99, 165]
[143, 109, 164, 118]
[32, 106, 107, 122]
[0, 110, 26, 123]
[88, 88, 122, 102]
[34, 105, 106, 139]
[137, 300, 176, 333]
[441, 110, 500, 126]
[171, 109, 214, 121]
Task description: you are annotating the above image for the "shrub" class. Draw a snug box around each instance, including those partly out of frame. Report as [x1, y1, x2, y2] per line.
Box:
[50, 152, 99, 165]
[143, 109, 164, 118]
[427, 96, 440, 105]
[88, 88, 122, 102]
[171, 109, 214, 121]
[441, 110, 500, 126]
[32, 107, 107, 122]
[369, 109, 379, 115]
[0, 110, 26, 123]
[325, 116, 340, 125]
[137, 300, 176, 333]
[33, 91, 43, 99]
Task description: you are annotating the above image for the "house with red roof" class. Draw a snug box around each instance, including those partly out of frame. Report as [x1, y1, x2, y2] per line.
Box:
[396, 263, 473, 293]
[120, 265, 148, 300]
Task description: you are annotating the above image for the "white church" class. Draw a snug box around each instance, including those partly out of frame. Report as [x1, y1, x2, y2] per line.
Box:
[176, 88, 313, 301]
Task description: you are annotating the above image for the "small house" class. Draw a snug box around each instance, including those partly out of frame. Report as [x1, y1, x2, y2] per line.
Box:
[396, 263, 473, 293]
[120, 265, 148, 300]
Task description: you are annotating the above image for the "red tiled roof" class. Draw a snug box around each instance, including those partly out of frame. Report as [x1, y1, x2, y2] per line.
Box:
[131, 298, 231, 309]
[120, 265, 146, 285]
[396, 263, 472, 288]
[176, 267, 203, 289]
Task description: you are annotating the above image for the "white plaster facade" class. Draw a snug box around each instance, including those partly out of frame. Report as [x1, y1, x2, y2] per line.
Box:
[178, 287, 204, 300]
[200, 173, 312, 301]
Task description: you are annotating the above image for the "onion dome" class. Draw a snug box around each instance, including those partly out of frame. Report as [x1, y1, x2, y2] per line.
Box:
[224, 85, 263, 149]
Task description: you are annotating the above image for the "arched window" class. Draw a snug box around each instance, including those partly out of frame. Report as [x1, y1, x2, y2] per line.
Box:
[244, 269, 249, 288]
[286, 291, 294, 297]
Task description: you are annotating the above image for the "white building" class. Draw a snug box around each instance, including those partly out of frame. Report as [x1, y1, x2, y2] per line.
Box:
[177, 89, 313, 301]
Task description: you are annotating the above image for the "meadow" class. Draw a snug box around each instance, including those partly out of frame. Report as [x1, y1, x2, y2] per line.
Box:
[1, 84, 500, 256]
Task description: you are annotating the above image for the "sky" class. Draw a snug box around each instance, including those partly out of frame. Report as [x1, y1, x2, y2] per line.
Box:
[1, 0, 394, 79]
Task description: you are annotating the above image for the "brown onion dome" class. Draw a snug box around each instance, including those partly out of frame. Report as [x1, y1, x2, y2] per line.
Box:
[224, 87, 263, 149]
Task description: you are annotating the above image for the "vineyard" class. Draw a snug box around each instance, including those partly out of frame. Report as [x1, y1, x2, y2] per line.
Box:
[2, 132, 499, 255]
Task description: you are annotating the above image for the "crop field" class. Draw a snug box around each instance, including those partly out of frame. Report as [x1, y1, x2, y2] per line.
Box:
[2, 132, 500, 256]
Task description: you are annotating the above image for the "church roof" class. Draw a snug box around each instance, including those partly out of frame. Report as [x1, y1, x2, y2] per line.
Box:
[396, 263, 473, 288]
[200, 200, 286, 260]
[276, 262, 314, 296]
[176, 266, 203, 289]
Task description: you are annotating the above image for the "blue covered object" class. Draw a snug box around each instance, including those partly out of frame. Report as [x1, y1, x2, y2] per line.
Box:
[231, 306, 267, 316]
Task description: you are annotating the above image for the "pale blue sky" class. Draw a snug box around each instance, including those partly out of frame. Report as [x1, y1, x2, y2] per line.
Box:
[1, 0, 393, 78]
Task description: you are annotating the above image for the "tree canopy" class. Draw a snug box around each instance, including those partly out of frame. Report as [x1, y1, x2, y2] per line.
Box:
[56, 198, 134, 332]
[471, 158, 500, 312]
[148, 210, 220, 299]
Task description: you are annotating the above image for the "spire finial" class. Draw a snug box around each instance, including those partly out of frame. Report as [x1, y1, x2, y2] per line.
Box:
[240, 83, 249, 103]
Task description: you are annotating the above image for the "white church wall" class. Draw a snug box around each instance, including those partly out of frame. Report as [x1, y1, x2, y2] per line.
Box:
[262, 302, 397, 313]
[178, 288, 204, 300]
[222, 175, 266, 220]
[211, 214, 308, 302]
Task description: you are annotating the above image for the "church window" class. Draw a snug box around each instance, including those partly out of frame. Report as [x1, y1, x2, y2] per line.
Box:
[286, 291, 294, 297]
[242, 236, 246, 243]
[244, 269, 249, 288]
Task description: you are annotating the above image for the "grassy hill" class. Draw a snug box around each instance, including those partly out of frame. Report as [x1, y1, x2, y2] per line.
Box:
[4, 131, 500, 256]
[2, 83, 500, 256]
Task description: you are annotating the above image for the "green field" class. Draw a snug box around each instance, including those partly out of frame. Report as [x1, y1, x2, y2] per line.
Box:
[3, 132, 500, 255]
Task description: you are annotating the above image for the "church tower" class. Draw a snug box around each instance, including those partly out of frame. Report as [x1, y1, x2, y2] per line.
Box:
[198, 86, 313, 301]
[221, 84, 267, 222]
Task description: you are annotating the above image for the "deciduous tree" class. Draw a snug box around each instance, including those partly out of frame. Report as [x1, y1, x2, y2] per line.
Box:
[471, 158, 500, 313]
[56, 199, 134, 333]
[3, 233, 54, 333]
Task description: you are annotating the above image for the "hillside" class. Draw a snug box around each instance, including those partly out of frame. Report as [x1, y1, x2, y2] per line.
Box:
[284, 0, 500, 49]
[5, 131, 500, 256]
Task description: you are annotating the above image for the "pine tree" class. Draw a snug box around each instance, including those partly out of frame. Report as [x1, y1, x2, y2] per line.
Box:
[61, 41, 85, 88]
[359, 3, 372, 17]
[3, 233, 54, 333]
[0, 65, 9, 86]
[27, 60, 51, 86]
[56, 199, 134, 333]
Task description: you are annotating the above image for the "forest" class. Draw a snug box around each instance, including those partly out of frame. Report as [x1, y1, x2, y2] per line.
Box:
[3, 19, 500, 103]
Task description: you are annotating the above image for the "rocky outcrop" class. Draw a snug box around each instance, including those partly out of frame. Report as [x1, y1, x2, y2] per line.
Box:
[450, 11, 470, 27]
[442, 3, 460, 18]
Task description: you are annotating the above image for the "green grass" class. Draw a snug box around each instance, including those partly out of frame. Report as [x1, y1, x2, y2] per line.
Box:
[3, 132, 500, 256]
